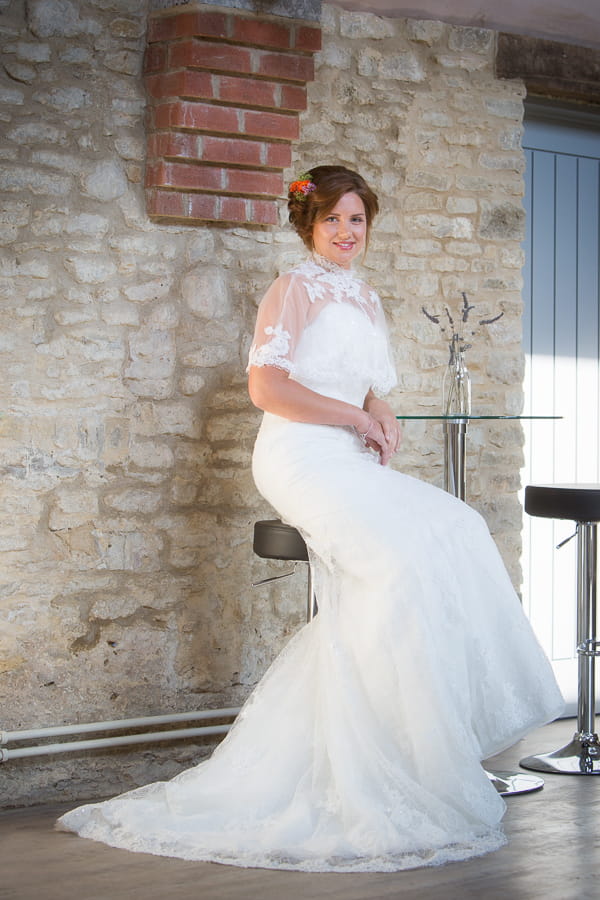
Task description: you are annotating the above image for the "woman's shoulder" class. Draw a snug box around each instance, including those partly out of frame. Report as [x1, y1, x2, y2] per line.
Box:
[266, 260, 328, 300]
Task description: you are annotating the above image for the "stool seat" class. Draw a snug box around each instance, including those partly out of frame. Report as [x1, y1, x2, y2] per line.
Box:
[525, 484, 600, 522]
[253, 519, 309, 562]
[253, 519, 316, 622]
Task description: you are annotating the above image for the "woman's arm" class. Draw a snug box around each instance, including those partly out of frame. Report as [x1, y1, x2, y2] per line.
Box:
[248, 365, 391, 461]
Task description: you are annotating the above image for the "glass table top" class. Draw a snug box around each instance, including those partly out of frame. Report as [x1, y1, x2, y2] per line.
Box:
[395, 415, 561, 420]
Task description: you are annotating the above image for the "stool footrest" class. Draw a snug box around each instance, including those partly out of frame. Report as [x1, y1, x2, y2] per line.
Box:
[520, 732, 600, 775]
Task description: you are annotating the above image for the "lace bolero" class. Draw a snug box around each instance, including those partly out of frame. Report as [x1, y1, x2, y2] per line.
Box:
[248, 256, 397, 399]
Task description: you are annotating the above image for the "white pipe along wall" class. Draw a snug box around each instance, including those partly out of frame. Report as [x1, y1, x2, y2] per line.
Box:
[0, 708, 240, 762]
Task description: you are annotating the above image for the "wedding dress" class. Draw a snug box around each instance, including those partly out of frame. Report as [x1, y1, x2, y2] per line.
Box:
[57, 256, 564, 872]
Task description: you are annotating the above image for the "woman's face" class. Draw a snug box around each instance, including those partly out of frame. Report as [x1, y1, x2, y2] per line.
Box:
[311, 192, 367, 269]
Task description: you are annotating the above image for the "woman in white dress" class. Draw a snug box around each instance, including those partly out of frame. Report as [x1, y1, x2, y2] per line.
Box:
[58, 165, 564, 872]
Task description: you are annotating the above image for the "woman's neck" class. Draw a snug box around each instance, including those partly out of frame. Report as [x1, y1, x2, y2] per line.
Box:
[311, 251, 354, 274]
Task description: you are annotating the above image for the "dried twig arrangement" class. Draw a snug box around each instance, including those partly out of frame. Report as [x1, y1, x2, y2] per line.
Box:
[422, 292, 504, 355]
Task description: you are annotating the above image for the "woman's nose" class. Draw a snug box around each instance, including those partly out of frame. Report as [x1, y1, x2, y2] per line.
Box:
[336, 220, 351, 237]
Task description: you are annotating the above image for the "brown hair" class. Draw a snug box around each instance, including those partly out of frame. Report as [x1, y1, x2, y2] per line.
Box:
[287, 165, 379, 250]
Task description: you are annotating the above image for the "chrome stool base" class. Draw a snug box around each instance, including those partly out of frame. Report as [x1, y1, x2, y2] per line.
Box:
[487, 770, 545, 795]
[521, 731, 600, 775]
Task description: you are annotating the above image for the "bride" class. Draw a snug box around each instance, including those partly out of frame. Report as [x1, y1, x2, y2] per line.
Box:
[57, 165, 564, 872]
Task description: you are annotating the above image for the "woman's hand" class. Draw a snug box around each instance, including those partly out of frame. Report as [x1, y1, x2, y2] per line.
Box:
[362, 392, 402, 466]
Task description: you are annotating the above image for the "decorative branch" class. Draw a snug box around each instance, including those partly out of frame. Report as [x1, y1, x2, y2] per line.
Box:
[422, 292, 504, 355]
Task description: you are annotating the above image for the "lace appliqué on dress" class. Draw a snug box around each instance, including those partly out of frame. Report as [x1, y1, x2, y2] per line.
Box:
[248, 324, 293, 373]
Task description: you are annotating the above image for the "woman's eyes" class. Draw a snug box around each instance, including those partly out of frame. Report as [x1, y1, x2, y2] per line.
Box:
[325, 216, 365, 223]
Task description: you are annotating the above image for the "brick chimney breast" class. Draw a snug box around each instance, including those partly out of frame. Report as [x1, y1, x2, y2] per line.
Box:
[144, 4, 321, 226]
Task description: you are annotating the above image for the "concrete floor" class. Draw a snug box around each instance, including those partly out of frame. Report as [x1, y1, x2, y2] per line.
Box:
[0, 718, 598, 900]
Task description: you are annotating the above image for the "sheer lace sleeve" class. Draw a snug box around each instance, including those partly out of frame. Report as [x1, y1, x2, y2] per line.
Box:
[247, 273, 311, 374]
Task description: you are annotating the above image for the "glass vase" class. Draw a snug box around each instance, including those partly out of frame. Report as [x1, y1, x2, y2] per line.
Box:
[442, 336, 471, 415]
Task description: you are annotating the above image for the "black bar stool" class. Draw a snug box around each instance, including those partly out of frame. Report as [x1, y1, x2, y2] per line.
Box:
[521, 484, 600, 775]
[253, 519, 317, 622]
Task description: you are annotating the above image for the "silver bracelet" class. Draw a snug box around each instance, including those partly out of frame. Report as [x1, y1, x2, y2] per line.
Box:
[358, 420, 373, 443]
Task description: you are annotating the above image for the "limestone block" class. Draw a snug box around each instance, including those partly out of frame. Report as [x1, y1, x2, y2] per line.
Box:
[152, 403, 200, 439]
[405, 214, 473, 239]
[404, 191, 444, 211]
[125, 377, 173, 401]
[95, 530, 163, 572]
[0, 85, 25, 105]
[3, 60, 36, 83]
[317, 43, 351, 69]
[129, 441, 174, 470]
[0, 164, 71, 195]
[104, 489, 162, 515]
[27, 0, 101, 38]
[63, 255, 117, 284]
[109, 17, 144, 39]
[448, 26, 494, 54]
[405, 170, 452, 191]
[401, 238, 442, 255]
[479, 152, 524, 173]
[431, 256, 469, 272]
[34, 86, 91, 112]
[479, 201, 525, 240]
[182, 267, 231, 319]
[456, 175, 496, 193]
[187, 232, 216, 264]
[485, 352, 525, 384]
[179, 373, 206, 396]
[484, 97, 524, 119]
[182, 344, 235, 368]
[436, 52, 489, 72]
[170, 478, 198, 506]
[126, 328, 176, 381]
[65, 213, 110, 236]
[123, 279, 173, 303]
[406, 19, 446, 45]
[104, 50, 141, 76]
[501, 247, 525, 268]
[206, 411, 261, 443]
[340, 10, 395, 39]
[83, 160, 128, 201]
[299, 118, 336, 144]
[49, 489, 99, 531]
[445, 240, 481, 256]
[393, 255, 426, 271]
[114, 136, 144, 161]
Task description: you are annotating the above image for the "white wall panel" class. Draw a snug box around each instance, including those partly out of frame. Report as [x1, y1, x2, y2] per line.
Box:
[522, 108, 600, 712]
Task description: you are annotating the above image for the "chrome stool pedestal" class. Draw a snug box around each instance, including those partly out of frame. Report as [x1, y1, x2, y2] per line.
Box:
[521, 484, 600, 776]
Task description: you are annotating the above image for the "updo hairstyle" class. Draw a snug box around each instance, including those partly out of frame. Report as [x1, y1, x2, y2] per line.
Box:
[288, 165, 379, 251]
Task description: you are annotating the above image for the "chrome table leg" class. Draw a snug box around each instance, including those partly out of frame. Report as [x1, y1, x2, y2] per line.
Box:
[443, 419, 467, 502]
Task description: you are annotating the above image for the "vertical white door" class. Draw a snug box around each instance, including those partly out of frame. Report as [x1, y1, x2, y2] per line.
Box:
[521, 105, 600, 714]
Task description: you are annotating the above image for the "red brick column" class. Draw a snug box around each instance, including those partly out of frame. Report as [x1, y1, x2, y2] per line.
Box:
[144, 6, 321, 226]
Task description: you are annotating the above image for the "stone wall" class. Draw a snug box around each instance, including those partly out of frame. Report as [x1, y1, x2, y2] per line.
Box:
[0, 0, 527, 805]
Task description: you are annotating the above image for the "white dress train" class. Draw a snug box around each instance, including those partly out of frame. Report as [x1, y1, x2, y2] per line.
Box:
[57, 257, 564, 872]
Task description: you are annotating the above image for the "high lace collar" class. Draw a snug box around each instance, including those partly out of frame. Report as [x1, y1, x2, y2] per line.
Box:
[310, 252, 358, 279]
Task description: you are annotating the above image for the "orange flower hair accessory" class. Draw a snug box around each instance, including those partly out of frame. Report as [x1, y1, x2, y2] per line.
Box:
[289, 174, 316, 200]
